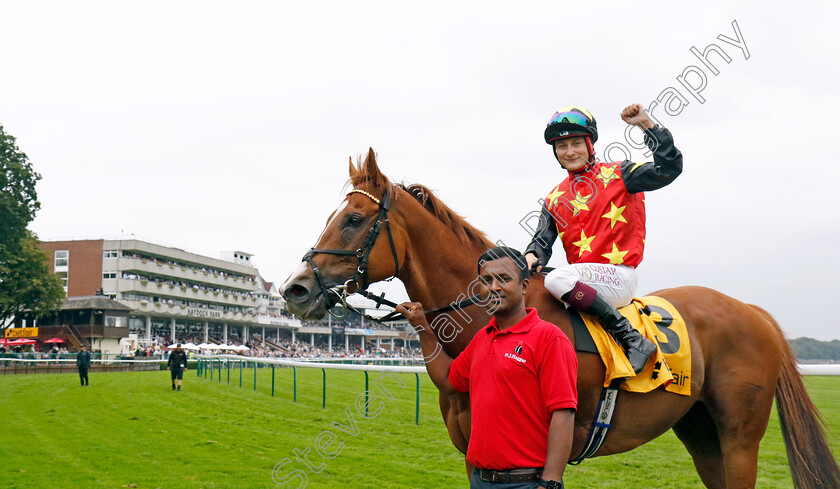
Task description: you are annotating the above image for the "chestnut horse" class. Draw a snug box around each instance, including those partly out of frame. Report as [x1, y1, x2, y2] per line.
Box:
[280, 149, 839, 489]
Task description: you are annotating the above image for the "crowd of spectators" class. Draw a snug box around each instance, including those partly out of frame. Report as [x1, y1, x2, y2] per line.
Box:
[129, 333, 419, 360]
[300, 318, 408, 332]
[1, 335, 421, 361]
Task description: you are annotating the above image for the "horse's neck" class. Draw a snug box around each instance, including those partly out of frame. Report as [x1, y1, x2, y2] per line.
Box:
[392, 197, 574, 355]
[394, 202, 493, 355]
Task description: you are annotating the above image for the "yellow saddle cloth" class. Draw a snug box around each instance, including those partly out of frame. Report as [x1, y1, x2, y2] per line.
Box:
[580, 295, 692, 396]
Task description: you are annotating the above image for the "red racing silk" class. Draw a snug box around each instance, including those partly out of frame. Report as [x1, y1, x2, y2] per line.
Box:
[544, 161, 646, 268]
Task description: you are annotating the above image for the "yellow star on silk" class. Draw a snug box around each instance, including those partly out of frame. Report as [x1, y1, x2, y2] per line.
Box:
[573, 230, 595, 257]
[602, 243, 629, 265]
[545, 188, 565, 208]
[596, 166, 618, 188]
[601, 202, 627, 229]
[570, 192, 590, 215]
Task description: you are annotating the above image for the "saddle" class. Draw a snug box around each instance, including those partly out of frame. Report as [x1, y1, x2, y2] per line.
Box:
[570, 295, 692, 396]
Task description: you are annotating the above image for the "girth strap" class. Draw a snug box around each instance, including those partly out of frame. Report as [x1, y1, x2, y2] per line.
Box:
[568, 378, 622, 464]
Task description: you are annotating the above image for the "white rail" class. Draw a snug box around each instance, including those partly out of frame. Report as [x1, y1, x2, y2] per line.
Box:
[797, 364, 840, 376]
[196, 354, 427, 373]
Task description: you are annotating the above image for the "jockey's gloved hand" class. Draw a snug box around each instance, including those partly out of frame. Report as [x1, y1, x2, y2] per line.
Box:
[530, 258, 544, 275]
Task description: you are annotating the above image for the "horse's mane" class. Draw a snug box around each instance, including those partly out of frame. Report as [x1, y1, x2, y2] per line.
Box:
[397, 183, 491, 249]
[348, 151, 490, 250]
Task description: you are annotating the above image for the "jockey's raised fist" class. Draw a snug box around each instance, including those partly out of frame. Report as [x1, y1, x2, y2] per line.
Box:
[621, 103, 654, 129]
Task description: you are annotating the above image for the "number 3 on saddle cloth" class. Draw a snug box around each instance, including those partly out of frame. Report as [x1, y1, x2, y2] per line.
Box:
[570, 296, 692, 395]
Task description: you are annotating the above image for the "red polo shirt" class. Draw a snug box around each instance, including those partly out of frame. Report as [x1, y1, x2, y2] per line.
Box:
[448, 308, 577, 470]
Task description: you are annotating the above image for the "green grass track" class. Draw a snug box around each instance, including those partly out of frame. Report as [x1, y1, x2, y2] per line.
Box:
[1, 365, 838, 488]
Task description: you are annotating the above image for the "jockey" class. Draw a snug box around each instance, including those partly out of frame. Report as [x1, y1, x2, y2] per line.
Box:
[525, 104, 683, 374]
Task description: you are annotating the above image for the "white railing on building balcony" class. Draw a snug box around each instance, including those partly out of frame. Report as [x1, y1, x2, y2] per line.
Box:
[117, 278, 260, 306]
[118, 258, 256, 291]
[125, 300, 257, 323]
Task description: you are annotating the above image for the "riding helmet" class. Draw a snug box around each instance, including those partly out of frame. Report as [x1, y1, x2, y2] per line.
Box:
[544, 106, 598, 144]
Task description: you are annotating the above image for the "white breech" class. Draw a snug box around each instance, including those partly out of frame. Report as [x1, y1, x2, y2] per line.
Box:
[544, 263, 639, 308]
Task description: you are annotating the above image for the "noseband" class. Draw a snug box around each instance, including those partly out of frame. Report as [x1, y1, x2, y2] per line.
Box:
[301, 187, 401, 318]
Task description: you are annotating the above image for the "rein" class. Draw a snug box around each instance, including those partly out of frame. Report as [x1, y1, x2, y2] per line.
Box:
[300, 186, 482, 323]
[354, 289, 484, 323]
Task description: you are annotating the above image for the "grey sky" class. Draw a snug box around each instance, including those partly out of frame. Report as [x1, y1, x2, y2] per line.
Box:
[3, 1, 838, 339]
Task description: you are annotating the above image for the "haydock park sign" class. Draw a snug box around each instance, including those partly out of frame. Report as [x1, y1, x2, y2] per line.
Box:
[186, 308, 222, 319]
[5, 327, 39, 338]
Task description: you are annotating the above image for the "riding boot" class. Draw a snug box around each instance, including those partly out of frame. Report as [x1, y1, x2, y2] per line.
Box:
[562, 281, 656, 374]
[585, 294, 656, 374]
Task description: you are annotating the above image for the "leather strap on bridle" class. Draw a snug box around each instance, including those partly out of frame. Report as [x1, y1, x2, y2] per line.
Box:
[301, 187, 401, 319]
[355, 288, 483, 323]
[299, 186, 482, 324]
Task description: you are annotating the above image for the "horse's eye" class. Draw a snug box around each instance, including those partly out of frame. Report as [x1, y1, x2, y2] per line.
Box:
[346, 214, 364, 228]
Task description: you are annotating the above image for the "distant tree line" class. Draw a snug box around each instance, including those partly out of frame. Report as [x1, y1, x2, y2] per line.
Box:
[0, 123, 64, 331]
[789, 337, 840, 362]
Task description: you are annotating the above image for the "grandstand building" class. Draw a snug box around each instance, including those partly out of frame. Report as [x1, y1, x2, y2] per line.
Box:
[38, 238, 301, 351]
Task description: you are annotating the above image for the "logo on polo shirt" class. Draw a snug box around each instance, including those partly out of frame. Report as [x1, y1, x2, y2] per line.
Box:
[505, 342, 527, 364]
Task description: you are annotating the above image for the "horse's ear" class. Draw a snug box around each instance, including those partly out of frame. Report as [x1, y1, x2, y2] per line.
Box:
[348, 156, 357, 179]
[364, 148, 378, 176]
[363, 147, 388, 189]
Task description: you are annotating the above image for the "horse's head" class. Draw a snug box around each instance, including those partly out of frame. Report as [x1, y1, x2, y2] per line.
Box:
[280, 148, 405, 319]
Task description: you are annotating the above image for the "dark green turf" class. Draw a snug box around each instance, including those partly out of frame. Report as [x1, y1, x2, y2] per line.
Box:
[1, 366, 837, 488]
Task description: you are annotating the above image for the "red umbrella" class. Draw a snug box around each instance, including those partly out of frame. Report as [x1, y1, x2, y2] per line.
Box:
[6, 338, 37, 345]
[43, 338, 66, 344]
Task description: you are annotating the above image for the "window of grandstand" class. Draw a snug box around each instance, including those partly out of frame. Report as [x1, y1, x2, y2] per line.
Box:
[103, 271, 118, 279]
[121, 292, 152, 302]
[55, 250, 68, 268]
[103, 250, 119, 258]
[105, 316, 128, 327]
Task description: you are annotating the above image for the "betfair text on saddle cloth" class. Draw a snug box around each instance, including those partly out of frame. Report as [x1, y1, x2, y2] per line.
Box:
[525, 104, 682, 375]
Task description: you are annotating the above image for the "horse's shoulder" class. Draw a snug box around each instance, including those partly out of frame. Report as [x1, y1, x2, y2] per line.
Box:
[525, 274, 573, 335]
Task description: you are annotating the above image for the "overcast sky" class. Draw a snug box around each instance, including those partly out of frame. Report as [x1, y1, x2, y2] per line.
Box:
[3, 1, 838, 339]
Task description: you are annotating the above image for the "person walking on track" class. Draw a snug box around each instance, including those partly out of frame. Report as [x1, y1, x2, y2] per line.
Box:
[167, 344, 188, 391]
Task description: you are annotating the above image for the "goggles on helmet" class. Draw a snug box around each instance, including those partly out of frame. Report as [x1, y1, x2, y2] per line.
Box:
[548, 110, 591, 127]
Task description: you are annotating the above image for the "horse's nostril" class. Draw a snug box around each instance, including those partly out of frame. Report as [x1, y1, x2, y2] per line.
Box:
[286, 284, 310, 301]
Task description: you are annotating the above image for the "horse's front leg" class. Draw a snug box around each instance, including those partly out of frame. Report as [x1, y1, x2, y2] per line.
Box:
[439, 390, 471, 455]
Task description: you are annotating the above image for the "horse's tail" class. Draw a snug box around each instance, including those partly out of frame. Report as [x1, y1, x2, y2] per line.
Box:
[764, 308, 840, 489]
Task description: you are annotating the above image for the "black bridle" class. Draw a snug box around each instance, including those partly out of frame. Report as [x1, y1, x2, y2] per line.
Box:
[302, 187, 401, 319]
[300, 186, 483, 323]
